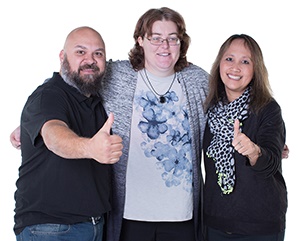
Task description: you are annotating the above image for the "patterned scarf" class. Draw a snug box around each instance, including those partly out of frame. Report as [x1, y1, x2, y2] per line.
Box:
[206, 87, 250, 194]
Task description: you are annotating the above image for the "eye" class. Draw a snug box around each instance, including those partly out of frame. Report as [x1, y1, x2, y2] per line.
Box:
[241, 59, 250, 64]
[95, 51, 104, 57]
[225, 57, 233, 61]
[152, 37, 162, 42]
[168, 37, 179, 43]
[76, 50, 85, 55]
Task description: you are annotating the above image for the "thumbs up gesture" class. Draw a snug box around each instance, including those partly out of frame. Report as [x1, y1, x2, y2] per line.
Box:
[232, 119, 260, 165]
[88, 113, 123, 164]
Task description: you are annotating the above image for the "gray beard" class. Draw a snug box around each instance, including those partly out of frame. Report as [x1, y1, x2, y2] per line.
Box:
[60, 57, 105, 96]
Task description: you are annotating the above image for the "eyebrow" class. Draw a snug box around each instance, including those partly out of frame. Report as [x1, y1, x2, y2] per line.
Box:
[74, 45, 87, 49]
[74, 45, 105, 52]
[225, 53, 251, 58]
[151, 32, 178, 36]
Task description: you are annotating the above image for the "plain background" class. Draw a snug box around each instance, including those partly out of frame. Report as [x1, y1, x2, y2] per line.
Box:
[0, 0, 298, 240]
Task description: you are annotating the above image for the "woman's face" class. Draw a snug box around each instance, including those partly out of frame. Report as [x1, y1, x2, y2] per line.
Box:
[220, 39, 254, 102]
[138, 20, 181, 77]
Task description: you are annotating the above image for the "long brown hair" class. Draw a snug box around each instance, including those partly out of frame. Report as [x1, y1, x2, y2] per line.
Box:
[129, 7, 190, 72]
[205, 34, 273, 114]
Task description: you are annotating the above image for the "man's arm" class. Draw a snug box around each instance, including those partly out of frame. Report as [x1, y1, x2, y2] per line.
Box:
[12, 113, 123, 164]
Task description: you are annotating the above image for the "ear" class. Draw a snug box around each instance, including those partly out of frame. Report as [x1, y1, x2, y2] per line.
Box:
[137, 36, 144, 47]
[59, 50, 64, 64]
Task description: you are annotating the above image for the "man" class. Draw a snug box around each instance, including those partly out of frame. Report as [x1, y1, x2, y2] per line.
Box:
[10, 11, 290, 241]
[14, 26, 123, 241]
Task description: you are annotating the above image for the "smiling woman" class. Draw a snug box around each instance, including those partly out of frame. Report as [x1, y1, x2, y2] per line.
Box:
[203, 34, 287, 241]
[1, 0, 298, 241]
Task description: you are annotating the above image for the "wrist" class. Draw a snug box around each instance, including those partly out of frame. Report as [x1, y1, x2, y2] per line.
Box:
[247, 144, 262, 165]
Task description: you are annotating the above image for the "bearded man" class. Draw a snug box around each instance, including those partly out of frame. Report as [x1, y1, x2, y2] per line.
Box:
[13, 26, 123, 241]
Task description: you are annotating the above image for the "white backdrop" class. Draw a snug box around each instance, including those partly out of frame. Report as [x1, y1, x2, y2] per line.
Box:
[1, 0, 298, 240]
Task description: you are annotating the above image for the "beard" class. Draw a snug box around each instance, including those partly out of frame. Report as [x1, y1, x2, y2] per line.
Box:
[60, 56, 105, 96]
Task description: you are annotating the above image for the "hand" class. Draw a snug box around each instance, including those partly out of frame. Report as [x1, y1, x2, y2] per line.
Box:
[232, 119, 260, 165]
[10, 126, 21, 150]
[88, 113, 123, 164]
[282, 144, 289, 159]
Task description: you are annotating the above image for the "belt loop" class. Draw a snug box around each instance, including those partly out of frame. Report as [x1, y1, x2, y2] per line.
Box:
[91, 217, 96, 225]
[89, 216, 102, 225]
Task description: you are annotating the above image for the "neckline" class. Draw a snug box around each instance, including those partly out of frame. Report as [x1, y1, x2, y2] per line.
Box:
[140, 69, 177, 103]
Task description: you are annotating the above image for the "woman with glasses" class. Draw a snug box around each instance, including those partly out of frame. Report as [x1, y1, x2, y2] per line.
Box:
[9, 7, 290, 241]
[100, 7, 209, 241]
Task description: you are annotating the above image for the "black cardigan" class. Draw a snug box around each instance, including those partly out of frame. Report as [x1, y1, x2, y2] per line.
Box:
[203, 99, 287, 235]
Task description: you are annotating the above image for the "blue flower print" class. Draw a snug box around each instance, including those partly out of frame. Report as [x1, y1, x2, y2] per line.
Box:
[138, 108, 168, 139]
[138, 91, 159, 110]
[149, 142, 192, 187]
[136, 89, 193, 193]
[167, 129, 181, 146]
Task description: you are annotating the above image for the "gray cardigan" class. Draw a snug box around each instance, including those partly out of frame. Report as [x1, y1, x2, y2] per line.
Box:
[100, 60, 209, 241]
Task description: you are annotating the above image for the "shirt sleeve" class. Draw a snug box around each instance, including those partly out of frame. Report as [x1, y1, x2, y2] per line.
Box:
[251, 100, 286, 177]
[21, 84, 70, 147]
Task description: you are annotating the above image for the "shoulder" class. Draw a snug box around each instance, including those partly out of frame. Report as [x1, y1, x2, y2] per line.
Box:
[103, 60, 136, 87]
[101, 60, 137, 95]
[261, 99, 283, 115]
[180, 63, 209, 77]
[106, 59, 134, 74]
[29, 74, 60, 98]
[179, 63, 210, 87]
[252, 99, 285, 130]
[178, 63, 210, 94]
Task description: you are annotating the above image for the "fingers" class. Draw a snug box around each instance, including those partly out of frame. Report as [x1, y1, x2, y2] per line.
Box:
[108, 144, 123, 164]
[91, 113, 123, 164]
[232, 119, 253, 156]
[232, 120, 260, 160]
[100, 113, 114, 134]
[10, 126, 21, 149]
[107, 136, 123, 163]
[232, 119, 241, 147]
[233, 119, 240, 138]
[98, 141, 123, 164]
[282, 144, 289, 159]
[233, 134, 257, 157]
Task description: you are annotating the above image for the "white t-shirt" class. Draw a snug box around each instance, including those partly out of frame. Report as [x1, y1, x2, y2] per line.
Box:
[123, 69, 193, 221]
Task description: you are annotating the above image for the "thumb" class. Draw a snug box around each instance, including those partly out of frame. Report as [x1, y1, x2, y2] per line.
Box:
[100, 113, 114, 134]
[233, 119, 240, 138]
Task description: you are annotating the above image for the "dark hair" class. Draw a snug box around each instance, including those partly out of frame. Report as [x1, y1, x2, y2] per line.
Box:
[205, 34, 273, 114]
[129, 7, 190, 72]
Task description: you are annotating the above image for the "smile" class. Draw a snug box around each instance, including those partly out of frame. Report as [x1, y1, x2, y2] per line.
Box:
[228, 74, 241, 80]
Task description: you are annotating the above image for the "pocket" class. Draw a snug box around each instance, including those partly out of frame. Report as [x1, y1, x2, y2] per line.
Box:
[29, 223, 71, 234]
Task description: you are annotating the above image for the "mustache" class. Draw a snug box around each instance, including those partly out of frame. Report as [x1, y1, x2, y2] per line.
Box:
[79, 63, 100, 72]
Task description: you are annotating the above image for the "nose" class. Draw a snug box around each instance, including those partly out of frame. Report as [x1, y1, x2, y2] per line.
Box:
[160, 39, 170, 48]
[230, 62, 241, 72]
[84, 54, 97, 64]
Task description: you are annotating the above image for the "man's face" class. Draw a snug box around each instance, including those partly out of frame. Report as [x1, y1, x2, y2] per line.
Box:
[59, 28, 106, 96]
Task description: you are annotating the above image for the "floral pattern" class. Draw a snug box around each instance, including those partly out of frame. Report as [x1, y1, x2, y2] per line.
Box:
[135, 90, 192, 193]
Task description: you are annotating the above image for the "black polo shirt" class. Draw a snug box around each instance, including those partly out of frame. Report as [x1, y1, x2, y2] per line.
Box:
[14, 72, 111, 235]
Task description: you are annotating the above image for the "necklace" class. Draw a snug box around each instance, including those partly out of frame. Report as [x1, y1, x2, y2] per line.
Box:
[141, 69, 177, 103]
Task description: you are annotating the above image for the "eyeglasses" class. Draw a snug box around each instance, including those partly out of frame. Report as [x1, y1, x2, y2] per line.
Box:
[146, 36, 181, 46]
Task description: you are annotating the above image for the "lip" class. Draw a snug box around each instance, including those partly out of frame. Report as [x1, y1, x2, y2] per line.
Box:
[157, 53, 171, 57]
[227, 74, 241, 80]
[80, 69, 95, 74]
